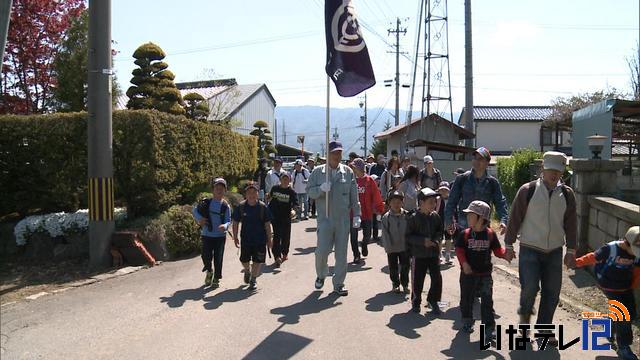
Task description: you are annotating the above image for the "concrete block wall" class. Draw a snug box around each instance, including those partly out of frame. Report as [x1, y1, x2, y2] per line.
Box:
[587, 196, 639, 249]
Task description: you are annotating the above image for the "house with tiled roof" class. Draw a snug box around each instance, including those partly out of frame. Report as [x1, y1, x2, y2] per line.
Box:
[458, 106, 572, 155]
[116, 78, 276, 136]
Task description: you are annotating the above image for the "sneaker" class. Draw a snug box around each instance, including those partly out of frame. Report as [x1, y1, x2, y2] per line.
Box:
[402, 285, 410, 295]
[303, 216, 309, 220]
[248, 280, 257, 291]
[484, 327, 497, 344]
[204, 271, 213, 286]
[352, 255, 362, 264]
[411, 305, 421, 313]
[361, 244, 368, 257]
[282, 255, 288, 262]
[392, 285, 401, 293]
[429, 301, 443, 315]
[211, 277, 220, 288]
[274, 258, 281, 268]
[617, 346, 639, 360]
[334, 286, 348, 296]
[243, 270, 251, 284]
[315, 277, 324, 290]
[461, 320, 474, 333]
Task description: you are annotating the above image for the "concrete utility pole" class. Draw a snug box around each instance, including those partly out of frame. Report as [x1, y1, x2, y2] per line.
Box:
[464, 0, 474, 147]
[87, 0, 114, 270]
[274, 117, 278, 145]
[0, 0, 11, 71]
[389, 18, 407, 126]
[282, 118, 286, 144]
[359, 93, 368, 157]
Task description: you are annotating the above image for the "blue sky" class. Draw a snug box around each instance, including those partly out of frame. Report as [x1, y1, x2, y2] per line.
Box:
[112, 0, 639, 122]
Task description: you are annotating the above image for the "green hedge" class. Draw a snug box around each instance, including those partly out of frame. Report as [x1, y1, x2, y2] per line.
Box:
[496, 148, 542, 204]
[0, 110, 257, 217]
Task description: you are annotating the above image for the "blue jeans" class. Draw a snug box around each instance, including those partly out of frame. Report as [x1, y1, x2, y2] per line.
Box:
[296, 193, 308, 219]
[518, 246, 563, 325]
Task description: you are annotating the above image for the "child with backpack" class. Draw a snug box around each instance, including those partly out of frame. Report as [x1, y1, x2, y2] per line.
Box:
[193, 177, 231, 288]
[268, 172, 298, 268]
[381, 190, 410, 294]
[232, 182, 273, 290]
[406, 187, 444, 314]
[575, 226, 640, 360]
[456, 200, 509, 343]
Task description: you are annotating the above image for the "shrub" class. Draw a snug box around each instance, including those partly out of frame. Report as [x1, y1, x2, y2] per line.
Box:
[154, 205, 200, 258]
[0, 110, 258, 217]
[496, 148, 542, 204]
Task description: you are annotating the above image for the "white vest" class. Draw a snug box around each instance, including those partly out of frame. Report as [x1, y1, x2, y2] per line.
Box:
[519, 179, 568, 251]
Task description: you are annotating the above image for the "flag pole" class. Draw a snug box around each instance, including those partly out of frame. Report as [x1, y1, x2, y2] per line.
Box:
[325, 75, 330, 218]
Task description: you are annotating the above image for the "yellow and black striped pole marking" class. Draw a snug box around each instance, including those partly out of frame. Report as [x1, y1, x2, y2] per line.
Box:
[88, 177, 114, 221]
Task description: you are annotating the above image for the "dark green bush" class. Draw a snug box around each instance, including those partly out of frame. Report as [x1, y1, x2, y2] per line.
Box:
[161, 205, 201, 258]
[496, 148, 542, 204]
[0, 110, 258, 217]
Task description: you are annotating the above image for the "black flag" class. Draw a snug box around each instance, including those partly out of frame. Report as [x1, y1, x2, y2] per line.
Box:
[325, 0, 376, 97]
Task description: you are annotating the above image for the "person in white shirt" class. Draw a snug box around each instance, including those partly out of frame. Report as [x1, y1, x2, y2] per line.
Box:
[265, 157, 287, 201]
[292, 159, 311, 220]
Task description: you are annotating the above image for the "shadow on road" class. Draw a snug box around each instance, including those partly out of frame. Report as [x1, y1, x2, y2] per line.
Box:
[386, 310, 430, 339]
[270, 291, 342, 324]
[508, 343, 559, 360]
[159, 285, 212, 308]
[365, 291, 407, 312]
[242, 323, 313, 360]
[304, 227, 317, 233]
[569, 268, 598, 289]
[441, 327, 506, 360]
[202, 286, 255, 310]
[380, 265, 389, 274]
[327, 262, 372, 275]
[292, 247, 316, 256]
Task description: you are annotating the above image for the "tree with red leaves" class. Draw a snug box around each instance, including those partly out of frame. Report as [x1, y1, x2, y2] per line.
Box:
[1, 0, 84, 114]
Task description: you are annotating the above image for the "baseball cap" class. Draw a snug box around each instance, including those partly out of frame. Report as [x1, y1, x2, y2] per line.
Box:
[423, 155, 434, 163]
[388, 190, 404, 201]
[329, 141, 343, 153]
[273, 157, 283, 164]
[244, 181, 260, 191]
[280, 171, 291, 180]
[352, 158, 366, 171]
[543, 151, 567, 173]
[307, 158, 315, 163]
[473, 147, 491, 161]
[453, 168, 466, 175]
[211, 177, 227, 188]
[295, 159, 304, 166]
[625, 226, 640, 244]
[463, 200, 492, 221]
[367, 154, 375, 160]
[437, 181, 450, 192]
[417, 187, 438, 201]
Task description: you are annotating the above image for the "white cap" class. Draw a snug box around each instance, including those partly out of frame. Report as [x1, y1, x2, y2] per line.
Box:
[543, 151, 567, 172]
[423, 155, 434, 163]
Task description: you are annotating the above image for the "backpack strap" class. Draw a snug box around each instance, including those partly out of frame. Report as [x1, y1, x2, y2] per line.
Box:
[525, 181, 537, 205]
[219, 200, 229, 225]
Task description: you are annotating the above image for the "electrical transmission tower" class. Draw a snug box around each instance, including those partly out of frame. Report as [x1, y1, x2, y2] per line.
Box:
[420, 0, 453, 140]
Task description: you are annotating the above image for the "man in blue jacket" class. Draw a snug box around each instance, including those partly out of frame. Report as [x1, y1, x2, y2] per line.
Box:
[192, 177, 232, 288]
[444, 147, 509, 234]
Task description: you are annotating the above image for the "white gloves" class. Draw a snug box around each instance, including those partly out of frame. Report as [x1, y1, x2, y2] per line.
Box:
[353, 216, 361, 229]
[376, 214, 382, 221]
[320, 182, 332, 193]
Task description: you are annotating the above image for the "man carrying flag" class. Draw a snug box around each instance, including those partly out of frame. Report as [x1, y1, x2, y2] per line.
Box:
[311, 0, 373, 296]
[307, 141, 361, 296]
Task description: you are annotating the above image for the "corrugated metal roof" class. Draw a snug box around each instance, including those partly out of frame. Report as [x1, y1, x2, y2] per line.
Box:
[461, 106, 552, 122]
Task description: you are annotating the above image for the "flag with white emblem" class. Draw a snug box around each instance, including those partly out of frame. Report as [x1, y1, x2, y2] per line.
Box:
[324, 0, 375, 97]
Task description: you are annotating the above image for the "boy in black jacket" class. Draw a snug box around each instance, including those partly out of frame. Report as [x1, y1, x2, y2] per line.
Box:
[406, 187, 444, 314]
[268, 172, 298, 268]
[455, 200, 509, 343]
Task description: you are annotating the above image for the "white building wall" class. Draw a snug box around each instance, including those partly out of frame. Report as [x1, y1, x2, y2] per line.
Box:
[230, 89, 275, 136]
[475, 121, 542, 153]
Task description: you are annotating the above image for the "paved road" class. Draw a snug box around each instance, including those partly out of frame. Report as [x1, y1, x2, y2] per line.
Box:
[1, 220, 618, 359]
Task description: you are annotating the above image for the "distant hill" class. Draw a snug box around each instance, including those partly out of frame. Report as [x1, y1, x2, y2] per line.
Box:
[274, 106, 408, 155]
[274, 106, 461, 155]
